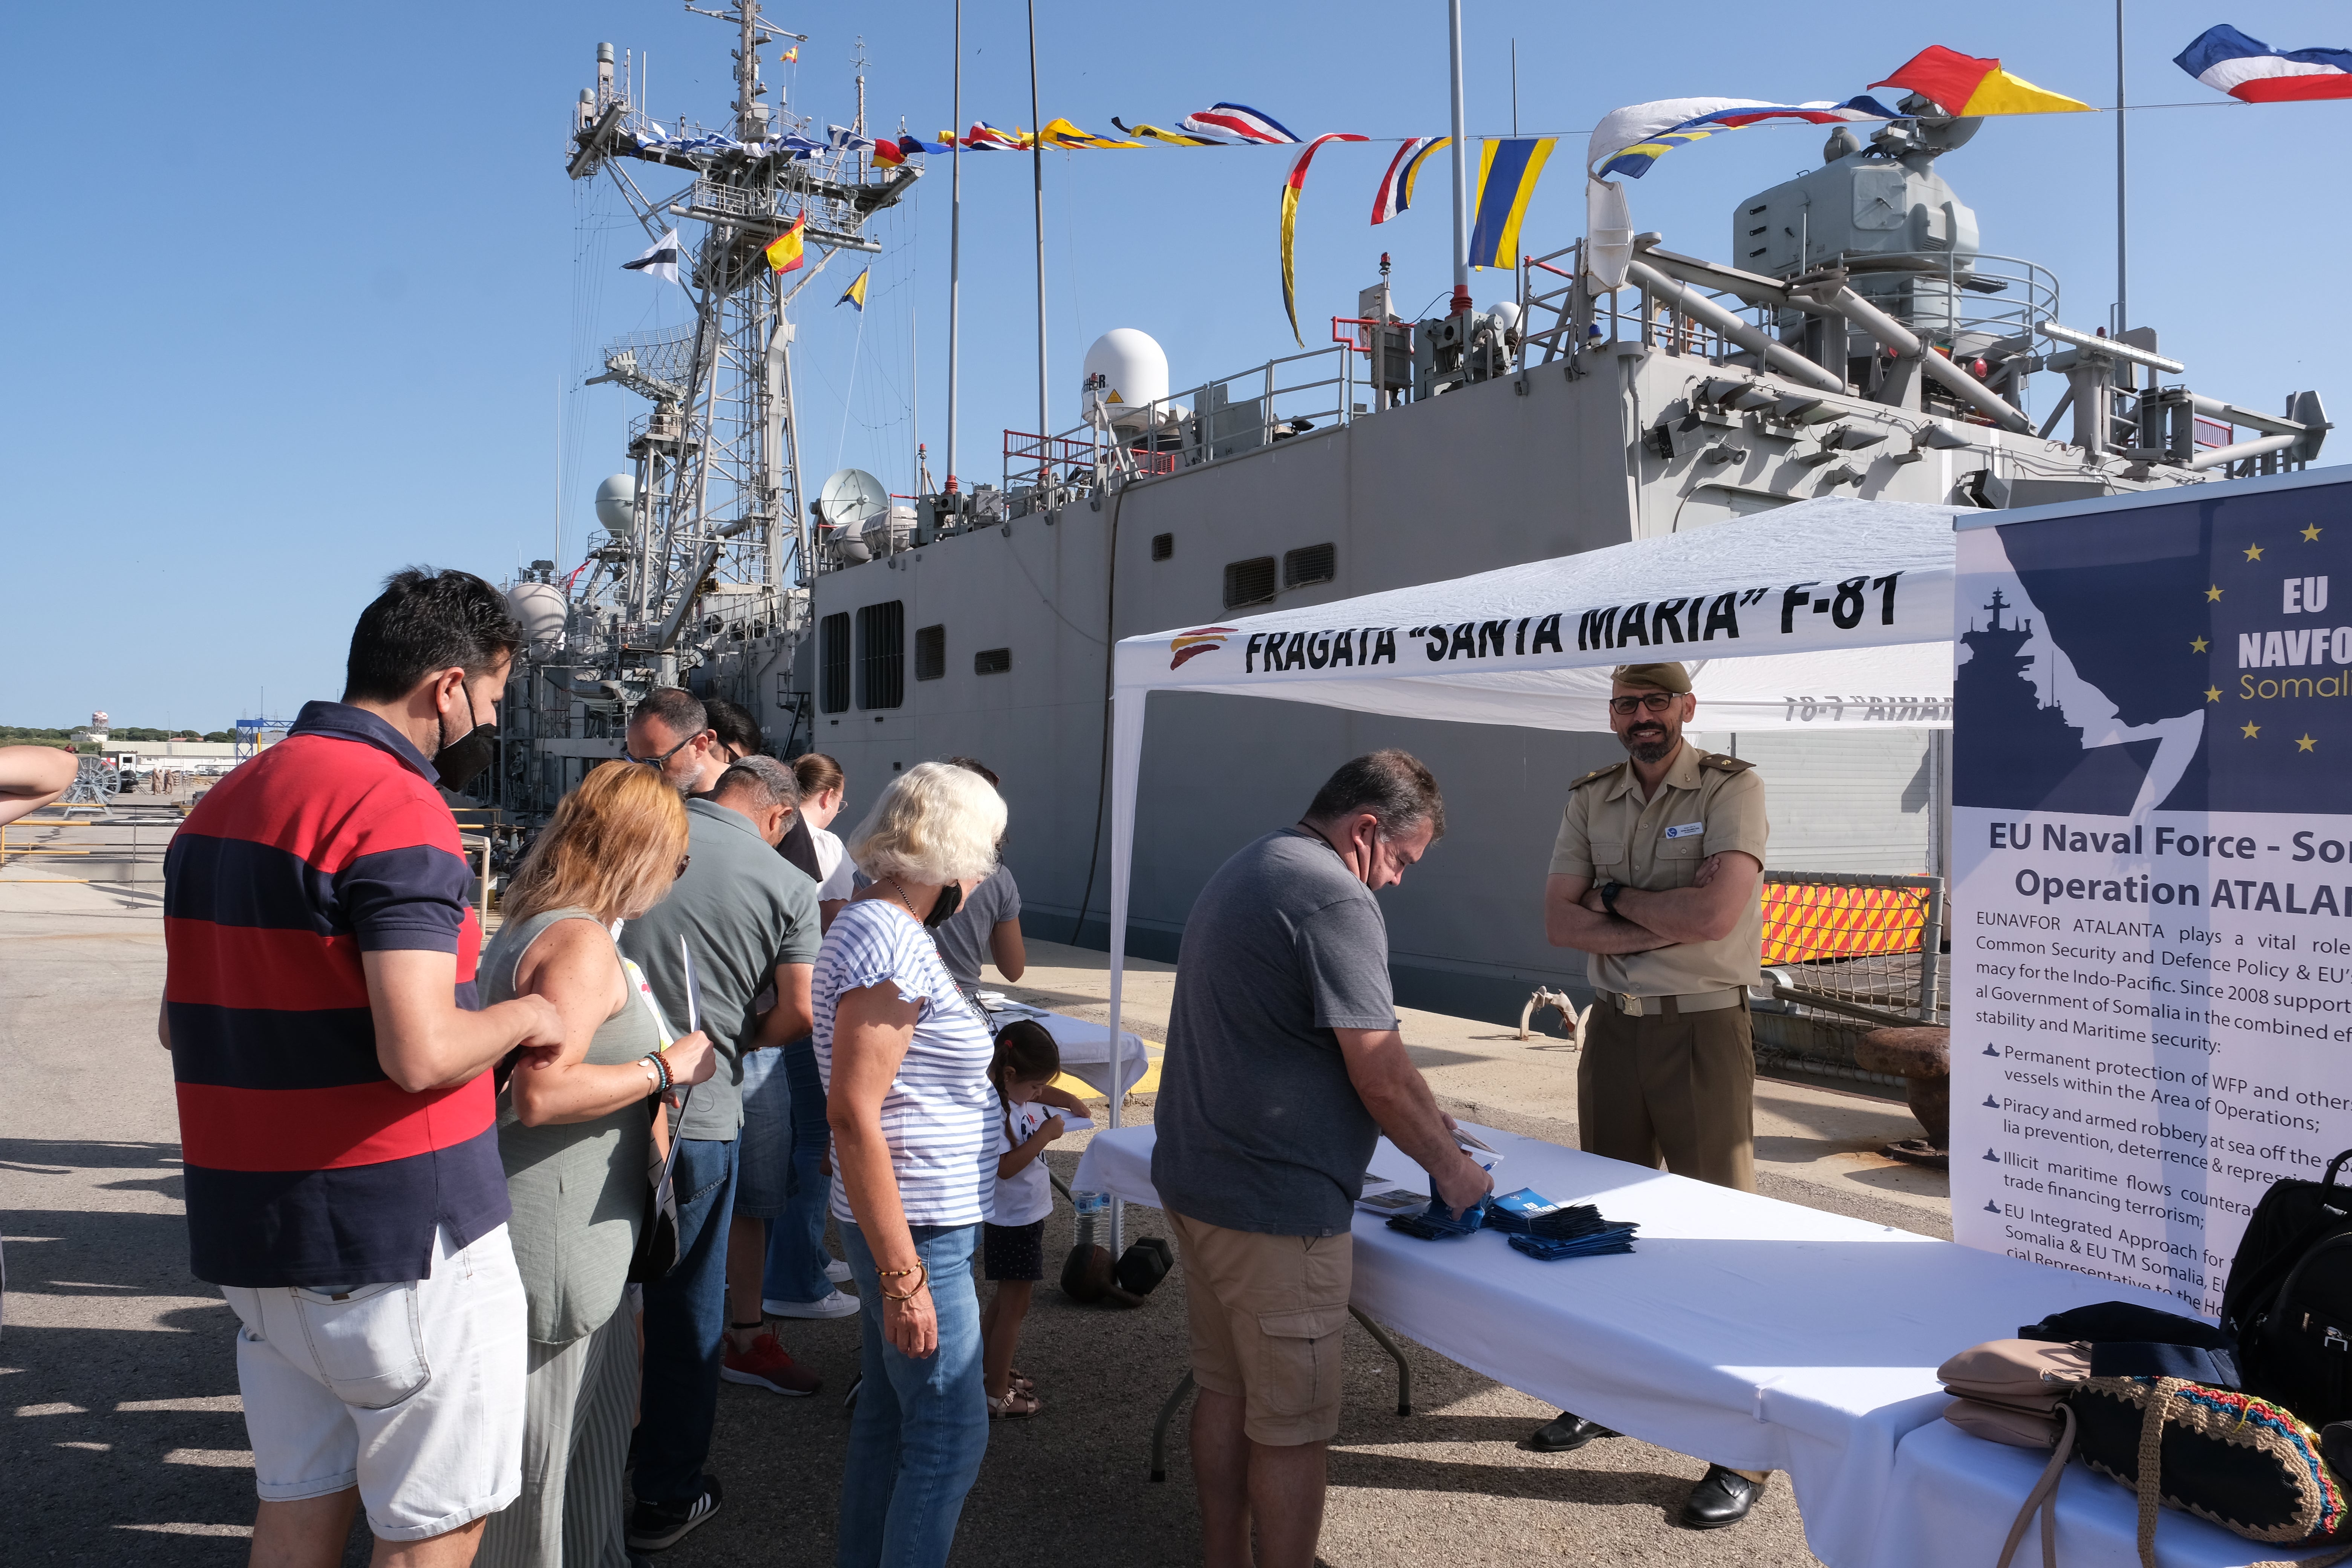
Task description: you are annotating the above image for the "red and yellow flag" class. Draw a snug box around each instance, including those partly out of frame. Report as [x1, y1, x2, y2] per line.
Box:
[1871, 46, 2090, 116]
[1278, 132, 1367, 347]
[764, 213, 806, 273]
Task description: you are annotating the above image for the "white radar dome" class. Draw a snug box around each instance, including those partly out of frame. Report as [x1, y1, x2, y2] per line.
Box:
[508, 582, 567, 653]
[594, 473, 637, 534]
[1081, 329, 1169, 431]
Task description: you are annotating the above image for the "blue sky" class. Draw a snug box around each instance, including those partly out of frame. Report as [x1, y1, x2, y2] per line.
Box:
[6, 0, 2345, 729]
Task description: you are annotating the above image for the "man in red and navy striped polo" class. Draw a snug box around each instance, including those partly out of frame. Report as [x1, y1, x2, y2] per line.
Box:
[163, 568, 565, 1566]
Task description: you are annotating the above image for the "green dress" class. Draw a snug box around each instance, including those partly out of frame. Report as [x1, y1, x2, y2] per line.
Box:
[481, 907, 657, 1345]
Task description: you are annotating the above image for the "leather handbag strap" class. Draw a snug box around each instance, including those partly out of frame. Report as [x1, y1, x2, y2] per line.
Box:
[1997, 1403, 2078, 1568]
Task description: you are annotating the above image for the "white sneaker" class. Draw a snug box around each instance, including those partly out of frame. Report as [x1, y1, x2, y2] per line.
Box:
[765, 1289, 860, 1320]
[825, 1257, 852, 1284]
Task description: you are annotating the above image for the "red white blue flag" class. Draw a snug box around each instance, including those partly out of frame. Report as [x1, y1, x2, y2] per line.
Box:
[2175, 24, 2352, 102]
[1370, 136, 1447, 225]
[1179, 103, 1300, 145]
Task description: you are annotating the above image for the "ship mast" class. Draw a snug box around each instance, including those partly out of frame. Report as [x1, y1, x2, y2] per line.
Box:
[566, 0, 919, 683]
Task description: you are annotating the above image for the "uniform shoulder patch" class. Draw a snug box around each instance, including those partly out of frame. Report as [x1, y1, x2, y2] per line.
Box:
[1697, 753, 1754, 773]
[1567, 761, 1628, 791]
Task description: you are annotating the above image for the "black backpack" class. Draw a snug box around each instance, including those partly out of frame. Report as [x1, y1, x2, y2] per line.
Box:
[2220, 1149, 2352, 1426]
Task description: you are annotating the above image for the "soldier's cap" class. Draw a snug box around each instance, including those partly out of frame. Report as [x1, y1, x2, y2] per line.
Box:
[1610, 662, 1692, 695]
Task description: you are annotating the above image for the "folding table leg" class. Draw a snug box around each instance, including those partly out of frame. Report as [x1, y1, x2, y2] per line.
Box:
[1148, 1369, 1197, 1482]
[1350, 1307, 1412, 1416]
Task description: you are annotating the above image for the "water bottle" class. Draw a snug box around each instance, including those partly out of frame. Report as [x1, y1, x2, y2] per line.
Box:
[1071, 1189, 1109, 1251]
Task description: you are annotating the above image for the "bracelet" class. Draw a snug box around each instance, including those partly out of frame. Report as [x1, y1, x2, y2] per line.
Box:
[878, 1261, 929, 1302]
[641, 1053, 671, 1095]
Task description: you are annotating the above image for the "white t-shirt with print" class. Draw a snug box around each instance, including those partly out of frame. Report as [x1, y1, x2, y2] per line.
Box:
[988, 1093, 1057, 1228]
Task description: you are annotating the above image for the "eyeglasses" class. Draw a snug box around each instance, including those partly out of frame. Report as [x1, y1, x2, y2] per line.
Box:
[624, 729, 709, 767]
[1608, 693, 1680, 716]
[672, 854, 693, 879]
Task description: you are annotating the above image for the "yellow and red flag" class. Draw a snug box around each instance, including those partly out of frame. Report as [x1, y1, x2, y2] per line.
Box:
[1278, 132, 1367, 347]
[764, 213, 806, 273]
[1871, 46, 2090, 116]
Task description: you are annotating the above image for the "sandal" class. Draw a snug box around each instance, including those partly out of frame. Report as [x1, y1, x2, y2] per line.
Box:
[1008, 1368, 1036, 1392]
[987, 1388, 1043, 1419]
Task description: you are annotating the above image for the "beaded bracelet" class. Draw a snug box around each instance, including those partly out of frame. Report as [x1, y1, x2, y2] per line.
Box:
[641, 1052, 671, 1095]
[877, 1261, 929, 1301]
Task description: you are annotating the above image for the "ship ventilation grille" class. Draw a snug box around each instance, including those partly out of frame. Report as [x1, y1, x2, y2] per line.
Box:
[974, 647, 1012, 675]
[1223, 556, 1277, 609]
[1283, 543, 1337, 589]
[915, 625, 946, 681]
[1151, 533, 1174, 561]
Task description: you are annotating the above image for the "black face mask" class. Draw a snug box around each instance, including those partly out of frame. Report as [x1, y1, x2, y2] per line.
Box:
[433, 686, 499, 792]
[924, 880, 964, 929]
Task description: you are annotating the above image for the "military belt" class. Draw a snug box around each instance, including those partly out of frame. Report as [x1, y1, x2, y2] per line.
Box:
[1597, 987, 1745, 1018]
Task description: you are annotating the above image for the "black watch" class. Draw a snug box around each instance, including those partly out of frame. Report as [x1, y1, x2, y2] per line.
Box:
[1599, 880, 1623, 916]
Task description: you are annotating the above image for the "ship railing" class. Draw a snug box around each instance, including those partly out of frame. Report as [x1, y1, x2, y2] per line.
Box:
[1563, 243, 2060, 397]
[992, 342, 1360, 510]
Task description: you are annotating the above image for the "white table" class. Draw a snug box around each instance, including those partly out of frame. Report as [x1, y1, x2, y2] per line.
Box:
[1876, 1419, 2273, 1568]
[984, 1007, 1148, 1099]
[1074, 1122, 2186, 1568]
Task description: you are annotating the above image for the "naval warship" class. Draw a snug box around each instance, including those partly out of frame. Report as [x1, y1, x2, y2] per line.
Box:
[492, 9, 2328, 1024]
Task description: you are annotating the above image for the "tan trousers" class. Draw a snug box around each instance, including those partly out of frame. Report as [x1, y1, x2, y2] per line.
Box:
[1576, 997, 1758, 1195]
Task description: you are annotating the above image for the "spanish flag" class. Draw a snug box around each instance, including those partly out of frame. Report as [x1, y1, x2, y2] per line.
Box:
[1871, 46, 2090, 116]
[838, 268, 869, 311]
[765, 214, 805, 274]
[778, 45, 799, 63]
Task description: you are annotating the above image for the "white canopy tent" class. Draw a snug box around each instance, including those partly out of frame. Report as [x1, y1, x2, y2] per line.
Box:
[1092, 496, 1964, 1160]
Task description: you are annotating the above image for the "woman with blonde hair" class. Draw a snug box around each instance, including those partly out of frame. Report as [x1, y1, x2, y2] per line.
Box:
[476, 762, 718, 1568]
[818, 761, 1008, 1567]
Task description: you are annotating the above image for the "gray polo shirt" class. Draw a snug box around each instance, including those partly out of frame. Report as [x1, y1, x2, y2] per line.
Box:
[620, 797, 821, 1141]
[1150, 829, 1398, 1237]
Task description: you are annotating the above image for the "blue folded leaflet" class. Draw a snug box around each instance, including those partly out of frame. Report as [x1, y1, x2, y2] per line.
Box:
[1508, 1227, 1637, 1262]
[1383, 1194, 1488, 1241]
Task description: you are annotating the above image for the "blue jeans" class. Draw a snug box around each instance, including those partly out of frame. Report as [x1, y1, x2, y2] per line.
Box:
[763, 1040, 836, 1304]
[837, 1220, 986, 1568]
[634, 1136, 737, 1504]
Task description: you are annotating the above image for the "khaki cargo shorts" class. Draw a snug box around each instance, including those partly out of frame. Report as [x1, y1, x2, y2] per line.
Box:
[1166, 1210, 1352, 1446]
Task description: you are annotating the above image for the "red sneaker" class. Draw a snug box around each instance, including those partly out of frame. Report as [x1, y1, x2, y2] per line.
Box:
[721, 1332, 821, 1396]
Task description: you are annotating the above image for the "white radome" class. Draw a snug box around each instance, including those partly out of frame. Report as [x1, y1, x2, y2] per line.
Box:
[1081, 329, 1170, 431]
[508, 582, 567, 652]
[594, 473, 637, 534]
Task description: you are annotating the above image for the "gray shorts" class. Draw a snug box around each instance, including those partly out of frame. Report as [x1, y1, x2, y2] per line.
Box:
[733, 1046, 794, 1218]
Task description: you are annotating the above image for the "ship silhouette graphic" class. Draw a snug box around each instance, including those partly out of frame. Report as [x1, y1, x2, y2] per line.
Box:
[1954, 590, 2157, 815]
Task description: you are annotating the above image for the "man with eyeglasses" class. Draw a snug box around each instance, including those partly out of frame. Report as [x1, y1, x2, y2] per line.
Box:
[1528, 660, 1773, 1530]
[625, 688, 720, 792]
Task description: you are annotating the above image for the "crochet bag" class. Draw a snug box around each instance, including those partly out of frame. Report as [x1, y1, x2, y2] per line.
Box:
[1995, 1375, 2352, 1568]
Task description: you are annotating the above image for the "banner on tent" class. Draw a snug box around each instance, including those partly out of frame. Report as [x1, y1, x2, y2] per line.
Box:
[1134, 570, 1945, 685]
[1949, 474, 2352, 1318]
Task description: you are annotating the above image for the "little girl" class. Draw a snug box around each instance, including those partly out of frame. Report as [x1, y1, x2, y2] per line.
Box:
[980, 1020, 1091, 1418]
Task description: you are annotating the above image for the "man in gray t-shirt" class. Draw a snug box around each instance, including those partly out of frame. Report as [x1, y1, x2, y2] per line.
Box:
[931, 864, 1023, 987]
[617, 760, 822, 1517]
[1151, 751, 1491, 1568]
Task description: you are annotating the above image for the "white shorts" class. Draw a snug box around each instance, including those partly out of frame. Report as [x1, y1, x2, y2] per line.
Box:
[220, 1223, 527, 1542]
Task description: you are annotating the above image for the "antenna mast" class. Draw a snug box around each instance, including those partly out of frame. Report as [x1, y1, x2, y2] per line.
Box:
[553, 0, 920, 710]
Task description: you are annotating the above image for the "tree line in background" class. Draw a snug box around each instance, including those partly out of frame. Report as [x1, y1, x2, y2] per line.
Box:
[0, 725, 239, 744]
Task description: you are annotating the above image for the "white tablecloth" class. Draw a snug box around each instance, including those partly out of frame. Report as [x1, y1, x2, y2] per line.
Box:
[1878, 1419, 2273, 1568]
[1074, 1122, 2185, 1568]
[1008, 1010, 1148, 1099]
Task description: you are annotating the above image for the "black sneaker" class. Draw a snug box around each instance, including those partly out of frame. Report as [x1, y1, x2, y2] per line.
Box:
[627, 1475, 723, 1551]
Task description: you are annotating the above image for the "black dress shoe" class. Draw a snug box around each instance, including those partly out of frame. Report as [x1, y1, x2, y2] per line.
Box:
[1679, 1464, 1764, 1529]
[1527, 1412, 1620, 1453]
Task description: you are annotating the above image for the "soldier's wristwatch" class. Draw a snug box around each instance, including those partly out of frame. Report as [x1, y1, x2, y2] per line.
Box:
[1599, 880, 1623, 916]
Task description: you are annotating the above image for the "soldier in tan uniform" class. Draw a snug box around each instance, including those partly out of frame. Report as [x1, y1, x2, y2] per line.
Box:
[1524, 660, 1775, 1530]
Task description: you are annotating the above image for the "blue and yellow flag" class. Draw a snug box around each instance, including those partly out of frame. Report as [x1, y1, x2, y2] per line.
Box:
[837, 268, 870, 311]
[1467, 137, 1555, 270]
